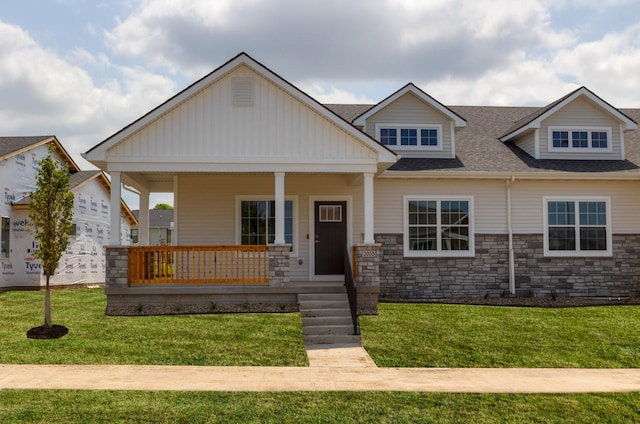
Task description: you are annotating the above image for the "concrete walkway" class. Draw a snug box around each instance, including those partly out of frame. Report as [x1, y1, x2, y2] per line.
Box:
[2, 345, 640, 393]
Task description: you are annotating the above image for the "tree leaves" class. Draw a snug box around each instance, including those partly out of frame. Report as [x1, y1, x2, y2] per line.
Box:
[28, 147, 74, 277]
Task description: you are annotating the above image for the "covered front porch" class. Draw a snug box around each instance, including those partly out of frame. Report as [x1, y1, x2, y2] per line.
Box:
[82, 53, 397, 316]
[104, 172, 383, 315]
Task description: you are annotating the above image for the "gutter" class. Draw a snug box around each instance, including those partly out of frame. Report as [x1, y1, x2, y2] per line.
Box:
[506, 176, 516, 295]
[379, 170, 640, 181]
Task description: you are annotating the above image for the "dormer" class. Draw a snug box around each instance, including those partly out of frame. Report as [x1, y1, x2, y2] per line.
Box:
[353, 84, 466, 159]
[500, 87, 638, 161]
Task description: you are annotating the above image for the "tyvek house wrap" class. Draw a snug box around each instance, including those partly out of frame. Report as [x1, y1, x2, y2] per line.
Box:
[1, 144, 131, 288]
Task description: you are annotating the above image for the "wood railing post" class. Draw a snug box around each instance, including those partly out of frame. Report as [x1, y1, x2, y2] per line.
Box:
[127, 245, 269, 285]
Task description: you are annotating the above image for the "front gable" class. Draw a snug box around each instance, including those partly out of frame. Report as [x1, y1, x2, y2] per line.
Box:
[353, 84, 466, 159]
[501, 87, 638, 161]
[85, 53, 396, 174]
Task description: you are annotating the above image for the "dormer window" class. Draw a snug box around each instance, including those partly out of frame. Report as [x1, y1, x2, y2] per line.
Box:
[549, 127, 611, 152]
[376, 124, 442, 150]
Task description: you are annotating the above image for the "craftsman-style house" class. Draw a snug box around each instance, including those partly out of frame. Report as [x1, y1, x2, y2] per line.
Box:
[83, 53, 640, 315]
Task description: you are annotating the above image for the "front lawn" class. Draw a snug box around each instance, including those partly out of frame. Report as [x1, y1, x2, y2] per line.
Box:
[1, 390, 639, 423]
[360, 303, 640, 368]
[0, 288, 308, 366]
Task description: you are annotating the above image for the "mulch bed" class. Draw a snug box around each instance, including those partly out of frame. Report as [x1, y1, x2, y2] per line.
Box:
[26, 325, 69, 339]
[386, 296, 640, 308]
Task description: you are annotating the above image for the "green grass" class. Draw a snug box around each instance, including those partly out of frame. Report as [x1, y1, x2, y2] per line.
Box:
[360, 303, 640, 368]
[0, 288, 308, 366]
[1, 390, 639, 423]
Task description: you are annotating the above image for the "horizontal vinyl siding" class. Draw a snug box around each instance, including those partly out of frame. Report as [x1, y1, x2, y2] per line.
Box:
[539, 97, 622, 160]
[374, 179, 508, 234]
[108, 65, 377, 164]
[511, 180, 640, 234]
[177, 173, 365, 281]
[365, 93, 453, 159]
[512, 131, 536, 158]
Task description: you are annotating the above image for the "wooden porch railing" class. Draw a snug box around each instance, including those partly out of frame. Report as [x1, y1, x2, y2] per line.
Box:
[128, 245, 269, 285]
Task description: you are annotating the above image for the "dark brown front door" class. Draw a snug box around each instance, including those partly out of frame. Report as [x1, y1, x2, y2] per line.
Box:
[314, 201, 347, 275]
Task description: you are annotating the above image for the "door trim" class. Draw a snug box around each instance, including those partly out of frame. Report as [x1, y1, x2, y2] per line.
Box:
[308, 195, 352, 281]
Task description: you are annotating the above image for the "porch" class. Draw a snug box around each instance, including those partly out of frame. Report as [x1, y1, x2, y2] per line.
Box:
[104, 244, 381, 316]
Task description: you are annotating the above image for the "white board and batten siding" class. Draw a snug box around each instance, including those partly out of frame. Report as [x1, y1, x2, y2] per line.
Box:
[363, 92, 454, 159]
[177, 174, 367, 281]
[107, 65, 378, 169]
[538, 97, 623, 160]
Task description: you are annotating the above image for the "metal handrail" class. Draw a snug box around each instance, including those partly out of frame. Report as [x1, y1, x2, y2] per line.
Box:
[343, 245, 360, 335]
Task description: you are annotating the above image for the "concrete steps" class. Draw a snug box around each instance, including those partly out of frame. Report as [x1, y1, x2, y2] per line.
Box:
[298, 290, 360, 346]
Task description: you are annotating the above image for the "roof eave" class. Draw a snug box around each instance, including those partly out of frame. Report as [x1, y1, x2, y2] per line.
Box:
[353, 83, 467, 128]
[379, 170, 640, 181]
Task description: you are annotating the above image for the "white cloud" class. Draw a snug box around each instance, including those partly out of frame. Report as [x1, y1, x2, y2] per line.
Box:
[0, 20, 177, 166]
[551, 23, 640, 106]
[104, 0, 575, 84]
[425, 55, 574, 106]
[298, 83, 376, 104]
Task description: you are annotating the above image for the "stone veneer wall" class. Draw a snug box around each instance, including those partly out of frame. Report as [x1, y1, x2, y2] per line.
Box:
[513, 234, 640, 298]
[268, 244, 291, 287]
[377, 233, 640, 299]
[353, 244, 381, 314]
[105, 246, 129, 289]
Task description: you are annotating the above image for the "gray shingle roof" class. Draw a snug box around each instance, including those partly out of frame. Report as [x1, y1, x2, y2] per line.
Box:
[0, 136, 54, 158]
[132, 209, 174, 228]
[324, 104, 372, 124]
[326, 102, 640, 176]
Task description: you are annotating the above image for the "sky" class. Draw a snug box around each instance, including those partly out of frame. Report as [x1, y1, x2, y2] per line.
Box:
[2, 0, 640, 209]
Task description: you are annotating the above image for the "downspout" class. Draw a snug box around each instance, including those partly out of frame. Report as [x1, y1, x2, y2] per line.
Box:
[506, 176, 516, 295]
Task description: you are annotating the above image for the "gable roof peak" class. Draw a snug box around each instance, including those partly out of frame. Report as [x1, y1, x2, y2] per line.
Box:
[500, 86, 638, 142]
[352, 83, 466, 128]
[84, 52, 398, 167]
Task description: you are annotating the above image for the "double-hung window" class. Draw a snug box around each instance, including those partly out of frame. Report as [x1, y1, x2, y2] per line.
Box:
[549, 127, 611, 151]
[1, 217, 9, 258]
[376, 124, 442, 150]
[238, 197, 295, 252]
[544, 197, 611, 256]
[403, 196, 474, 257]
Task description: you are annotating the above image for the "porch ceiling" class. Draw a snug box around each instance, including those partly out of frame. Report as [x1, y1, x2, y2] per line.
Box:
[122, 170, 376, 193]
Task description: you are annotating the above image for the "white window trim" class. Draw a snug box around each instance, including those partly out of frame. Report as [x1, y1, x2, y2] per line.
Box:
[403, 195, 475, 258]
[542, 196, 612, 257]
[376, 123, 444, 151]
[547, 126, 613, 153]
[235, 195, 298, 257]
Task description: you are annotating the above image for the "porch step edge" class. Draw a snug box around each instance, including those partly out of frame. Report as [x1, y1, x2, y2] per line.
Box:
[303, 334, 361, 345]
[302, 324, 356, 335]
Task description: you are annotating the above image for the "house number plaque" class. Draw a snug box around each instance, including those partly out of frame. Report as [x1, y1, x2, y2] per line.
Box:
[361, 250, 377, 258]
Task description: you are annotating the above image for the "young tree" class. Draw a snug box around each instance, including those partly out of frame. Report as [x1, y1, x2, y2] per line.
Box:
[28, 148, 74, 334]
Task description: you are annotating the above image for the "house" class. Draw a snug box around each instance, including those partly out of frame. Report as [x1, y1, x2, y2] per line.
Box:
[83, 53, 640, 315]
[131, 209, 174, 246]
[0, 136, 137, 291]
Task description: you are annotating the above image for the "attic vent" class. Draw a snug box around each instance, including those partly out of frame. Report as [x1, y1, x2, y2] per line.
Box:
[233, 77, 254, 106]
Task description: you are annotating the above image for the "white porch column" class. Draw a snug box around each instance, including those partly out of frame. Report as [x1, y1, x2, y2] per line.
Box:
[363, 172, 375, 244]
[138, 188, 150, 246]
[109, 171, 122, 246]
[172, 175, 179, 246]
[274, 172, 285, 244]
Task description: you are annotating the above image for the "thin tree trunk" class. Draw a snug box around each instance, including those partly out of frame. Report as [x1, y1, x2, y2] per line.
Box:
[44, 274, 51, 328]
